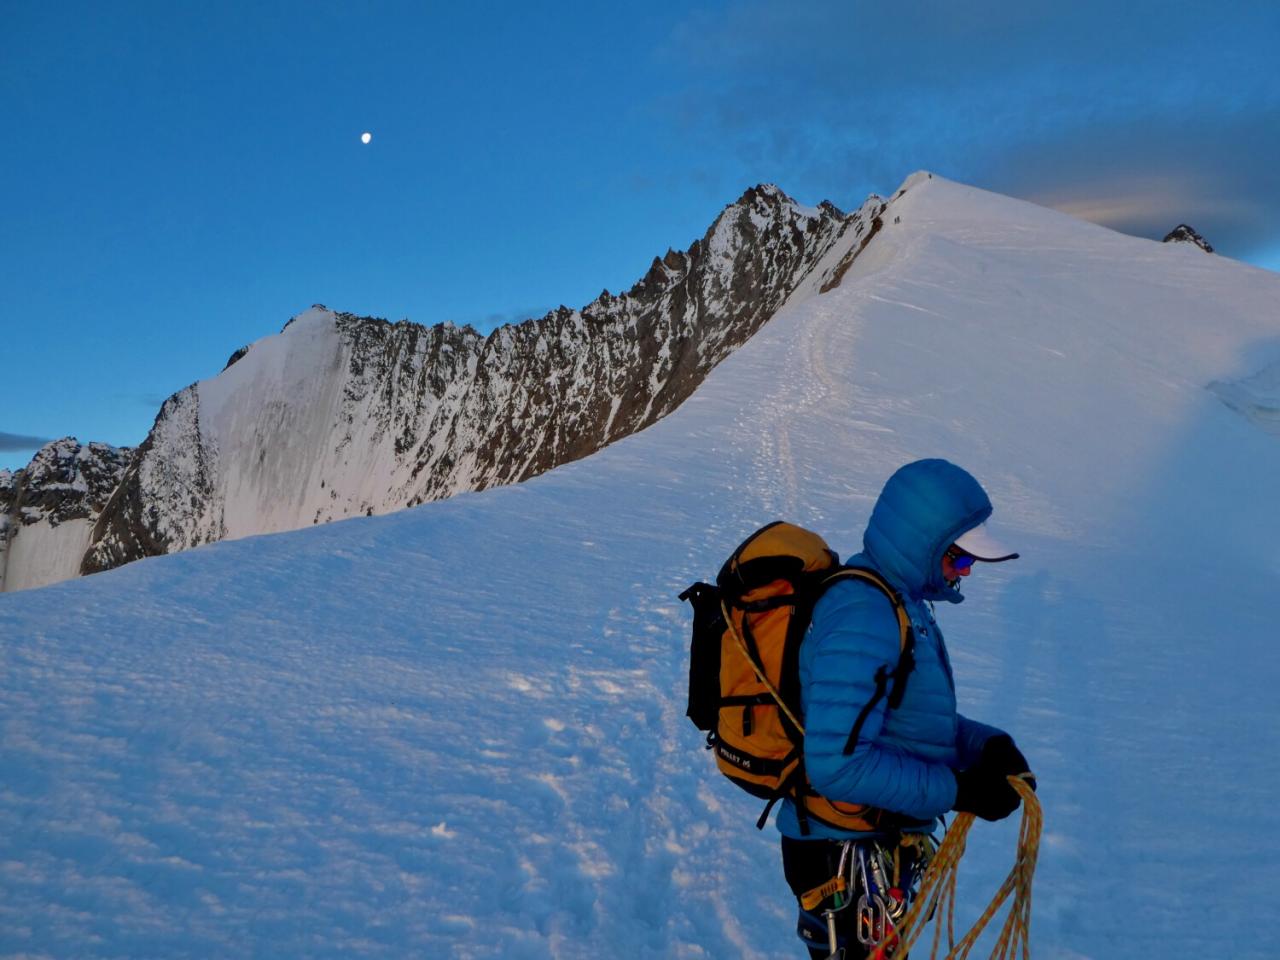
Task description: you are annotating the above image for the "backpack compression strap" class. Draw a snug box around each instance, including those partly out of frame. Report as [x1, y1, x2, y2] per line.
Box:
[818, 568, 917, 756]
[720, 597, 807, 734]
[719, 567, 914, 745]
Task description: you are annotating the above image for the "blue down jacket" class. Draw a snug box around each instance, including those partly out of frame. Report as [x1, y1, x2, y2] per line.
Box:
[776, 459, 1006, 840]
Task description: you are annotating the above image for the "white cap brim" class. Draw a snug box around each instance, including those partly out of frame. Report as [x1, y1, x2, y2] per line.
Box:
[954, 522, 1020, 563]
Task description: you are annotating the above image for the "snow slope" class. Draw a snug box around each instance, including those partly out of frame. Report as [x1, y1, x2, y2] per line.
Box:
[3, 173, 1279, 959]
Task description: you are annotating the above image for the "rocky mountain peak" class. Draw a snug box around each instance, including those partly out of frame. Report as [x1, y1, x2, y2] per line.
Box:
[6, 438, 134, 523]
[1162, 224, 1214, 253]
[739, 183, 787, 207]
[0, 438, 134, 591]
[7, 180, 899, 590]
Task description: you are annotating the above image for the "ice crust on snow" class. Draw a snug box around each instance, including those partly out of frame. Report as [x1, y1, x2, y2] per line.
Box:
[2, 174, 1279, 958]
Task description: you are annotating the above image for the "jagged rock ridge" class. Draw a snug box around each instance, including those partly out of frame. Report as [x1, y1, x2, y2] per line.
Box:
[4, 183, 892, 590]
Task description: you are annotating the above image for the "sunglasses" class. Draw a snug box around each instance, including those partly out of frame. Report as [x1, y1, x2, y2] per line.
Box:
[945, 545, 976, 572]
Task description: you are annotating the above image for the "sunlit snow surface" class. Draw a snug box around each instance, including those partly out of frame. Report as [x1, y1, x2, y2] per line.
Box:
[3, 175, 1279, 959]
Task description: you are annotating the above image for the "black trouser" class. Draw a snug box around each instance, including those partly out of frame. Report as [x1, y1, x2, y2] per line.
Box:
[780, 835, 866, 960]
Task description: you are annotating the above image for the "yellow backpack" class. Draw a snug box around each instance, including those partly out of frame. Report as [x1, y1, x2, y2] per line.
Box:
[680, 522, 916, 835]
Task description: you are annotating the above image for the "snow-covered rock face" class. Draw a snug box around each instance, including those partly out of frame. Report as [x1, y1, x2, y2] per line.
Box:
[74, 185, 885, 579]
[0, 439, 133, 591]
[1162, 223, 1214, 252]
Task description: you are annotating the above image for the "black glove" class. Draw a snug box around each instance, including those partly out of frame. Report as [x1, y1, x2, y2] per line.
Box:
[953, 764, 1020, 821]
[953, 736, 1033, 821]
[981, 735, 1036, 792]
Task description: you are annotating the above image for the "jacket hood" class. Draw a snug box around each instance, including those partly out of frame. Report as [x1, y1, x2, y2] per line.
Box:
[862, 459, 993, 603]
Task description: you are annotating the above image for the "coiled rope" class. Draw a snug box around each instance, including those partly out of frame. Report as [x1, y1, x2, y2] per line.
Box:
[873, 774, 1042, 960]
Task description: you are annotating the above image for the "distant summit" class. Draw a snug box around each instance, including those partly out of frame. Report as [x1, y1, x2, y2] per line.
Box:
[0, 438, 133, 591]
[1162, 224, 1214, 253]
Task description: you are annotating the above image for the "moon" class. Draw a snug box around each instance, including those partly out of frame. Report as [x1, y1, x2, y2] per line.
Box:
[361, 132, 372, 144]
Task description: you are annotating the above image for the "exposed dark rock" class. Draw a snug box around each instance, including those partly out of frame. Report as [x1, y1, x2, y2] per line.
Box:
[821, 214, 884, 294]
[1162, 224, 1214, 253]
[82, 393, 219, 575]
[224, 345, 251, 369]
[1, 439, 133, 528]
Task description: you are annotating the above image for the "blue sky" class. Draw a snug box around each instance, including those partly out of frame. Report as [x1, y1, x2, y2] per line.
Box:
[3, 1, 1278, 470]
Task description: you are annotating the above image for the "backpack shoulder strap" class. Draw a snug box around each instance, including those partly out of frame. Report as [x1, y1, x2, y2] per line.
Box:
[817, 566, 913, 659]
[813, 567, 918, 756]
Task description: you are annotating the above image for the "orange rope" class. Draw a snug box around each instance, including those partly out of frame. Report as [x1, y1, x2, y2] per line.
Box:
[872, 775, 1041, 960]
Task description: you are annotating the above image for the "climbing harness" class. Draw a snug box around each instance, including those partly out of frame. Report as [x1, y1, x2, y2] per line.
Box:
[803, 774, 1041, 960]
[868, 774, 1043, 960]
[798, 832, 935, 959]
